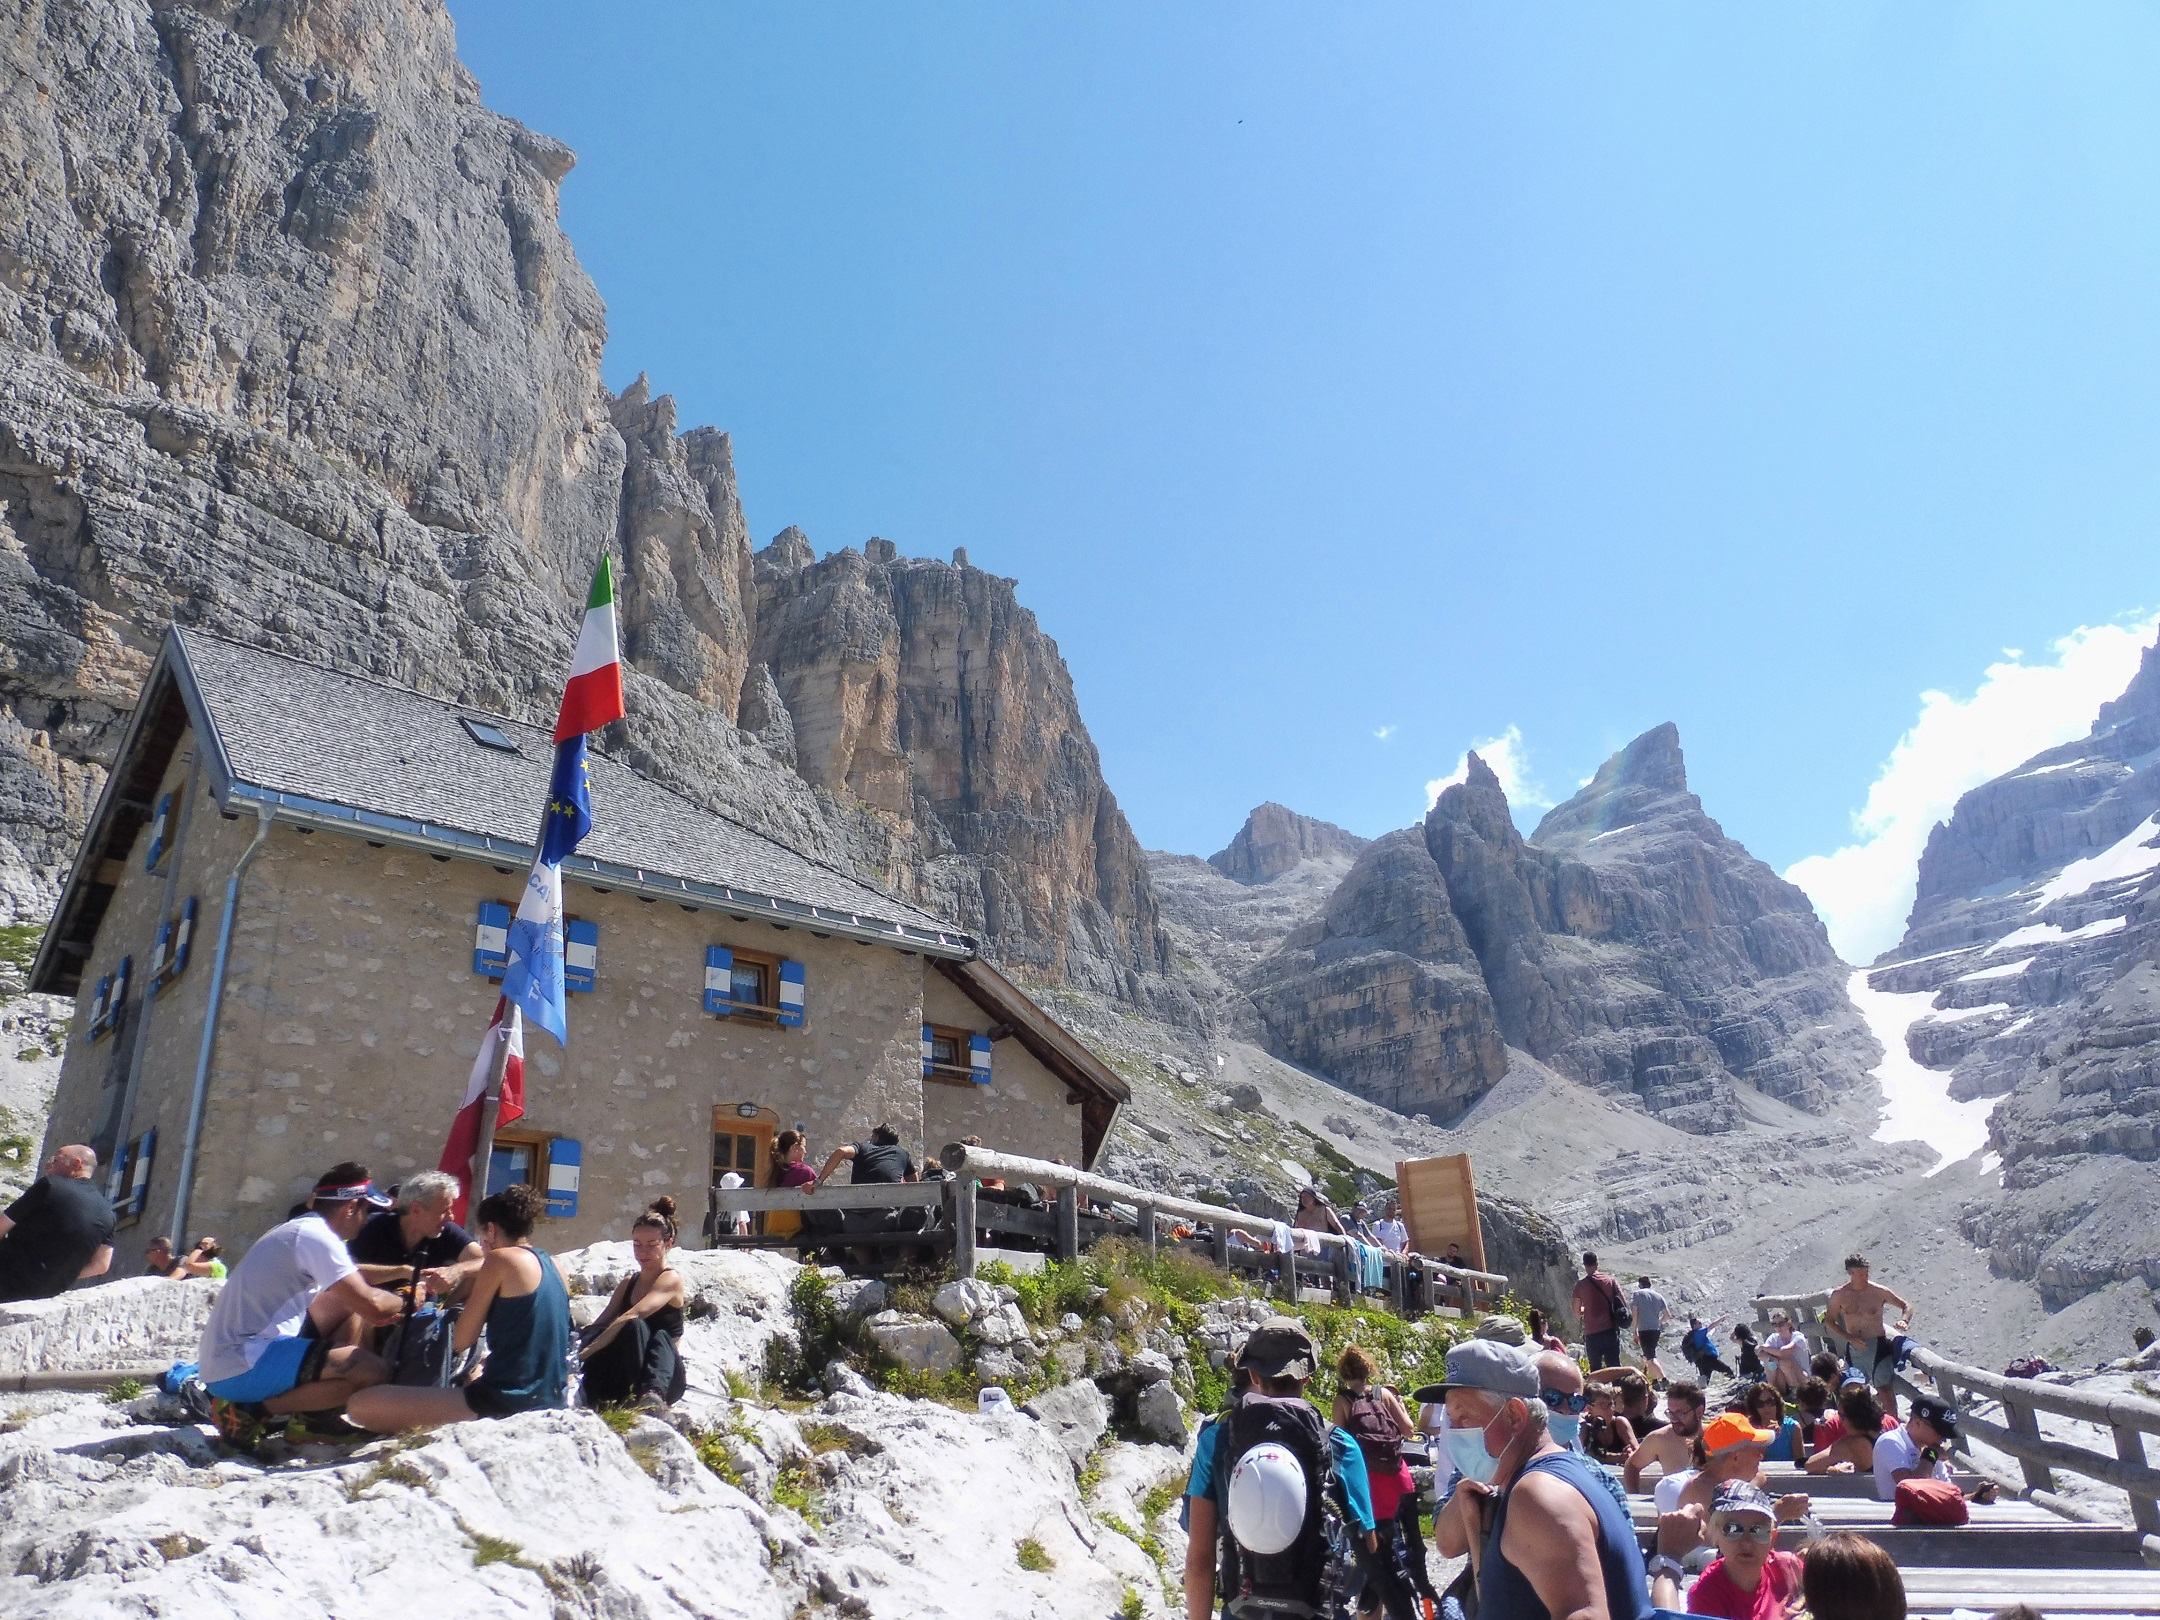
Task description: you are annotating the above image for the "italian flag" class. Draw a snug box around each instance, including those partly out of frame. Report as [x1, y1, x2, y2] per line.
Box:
[439, 997, 526, 1222]
[554, 555, 626, 742]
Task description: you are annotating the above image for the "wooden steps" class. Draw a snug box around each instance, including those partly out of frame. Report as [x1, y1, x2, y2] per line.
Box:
[1900, 1568, 2160, 1617]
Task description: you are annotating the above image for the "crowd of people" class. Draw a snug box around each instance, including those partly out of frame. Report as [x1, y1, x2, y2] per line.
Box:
[1181, 1251, 2002, 1620]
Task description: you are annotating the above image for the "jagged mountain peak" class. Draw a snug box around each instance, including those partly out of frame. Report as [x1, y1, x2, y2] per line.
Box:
[1531, 722, 1692, 848]
[1208, 802, 1369, 886]
[2097, 638, 2160, 733]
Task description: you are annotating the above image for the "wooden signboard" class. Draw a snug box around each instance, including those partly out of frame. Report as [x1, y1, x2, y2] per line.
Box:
[1395, 1152, 1485, 1270]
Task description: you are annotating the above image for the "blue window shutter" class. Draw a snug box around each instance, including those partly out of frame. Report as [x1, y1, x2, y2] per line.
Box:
[777, 959, 805, 1028]
[145, 793, 170, 871]
[970, 1034, 993, 1086]
[148, 920, 173, 995]
[704, 946, 734, 1016]
[110, 957, 131, 1030]
[474, 901, 511, 977]
[922, 1023, 935, 1078]
[565, 918, 599, 993]
[546, 1138, 581, 1218]
[89, 974, 111, 1036]
[125, 1129, 156, 1217]
[172, 896, 197, 978]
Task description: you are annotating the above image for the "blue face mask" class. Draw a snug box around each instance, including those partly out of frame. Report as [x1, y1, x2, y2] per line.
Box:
[1547, 1413, 1582, 1449]
[1446, 1418, 1503, 1486]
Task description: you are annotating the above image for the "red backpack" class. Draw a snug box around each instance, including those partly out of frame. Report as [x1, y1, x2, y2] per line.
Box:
[1892, 1478, 1968, 1526]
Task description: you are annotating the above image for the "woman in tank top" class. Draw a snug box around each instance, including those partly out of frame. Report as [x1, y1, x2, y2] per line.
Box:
[578, 1197, 689, 1411]
[348, 1182, 569, 1431]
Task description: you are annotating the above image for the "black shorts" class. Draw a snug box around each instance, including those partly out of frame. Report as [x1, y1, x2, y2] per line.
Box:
[1637, 1330, 1662, 1357]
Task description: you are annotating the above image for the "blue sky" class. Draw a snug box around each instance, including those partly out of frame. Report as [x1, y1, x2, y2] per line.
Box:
[450, 3, 2155, 913]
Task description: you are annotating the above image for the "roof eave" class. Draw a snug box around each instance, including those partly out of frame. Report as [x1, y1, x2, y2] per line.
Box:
[933, 956, 1133, 1169]
[29, 629, 207, 995]
[221, 781, 977, 961]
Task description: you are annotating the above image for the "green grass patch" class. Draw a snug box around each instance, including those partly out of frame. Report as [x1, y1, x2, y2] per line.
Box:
[772, 1459, 817, 1517]
[103, 1377, 144, 1405]
[470, 1533, 523, 1567]
[1140, 1479, 1180, 1525]
[1120, 1586, 1146, 1620]
[0, 923, 43, 985]
[597, 1406, 638, 1435]
[1015, 1536, 1055, 1573]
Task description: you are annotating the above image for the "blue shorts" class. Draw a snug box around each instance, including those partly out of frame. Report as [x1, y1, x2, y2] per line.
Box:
[204, 1335, 322, 1404]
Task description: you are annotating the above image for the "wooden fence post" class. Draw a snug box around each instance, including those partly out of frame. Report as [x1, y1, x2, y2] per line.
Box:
[1332, 1240, 1355, 1305]
[951, 1177, 978, 1280]
[2004, 1397, 2056, 1493]
[1141, 1204, 1157, 1261]
[1056, 1185, 1079, 1263]
[2116, 1427, 2160, 1536]
[1389, 1256, 1407, 1316]
[1213, 1215, 1232, 1270]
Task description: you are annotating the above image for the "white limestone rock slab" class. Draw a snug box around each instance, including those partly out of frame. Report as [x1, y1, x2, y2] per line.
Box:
[0, 1405, 788, 1619]
[0, 1276, 220, 1375]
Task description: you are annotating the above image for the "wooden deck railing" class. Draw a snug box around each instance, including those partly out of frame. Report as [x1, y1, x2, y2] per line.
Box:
[1754, 1289, 2160, 1553]
[705, 1140, 1511, 1320]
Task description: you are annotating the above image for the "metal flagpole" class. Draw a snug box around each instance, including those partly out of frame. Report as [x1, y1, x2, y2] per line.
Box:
[469, 785, 557, 1212]
[467, 1009, 513, 1214]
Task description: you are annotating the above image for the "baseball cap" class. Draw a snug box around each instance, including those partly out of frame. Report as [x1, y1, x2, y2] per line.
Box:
[1908, 1394, 1959, 1434]
[1410, 1339, 1542, 1405]
[1473, 1314, 1529, 1347]
[1235, 1317, 1317, 1380]
[313, 1175, 392, 1210]
[1702, 1412, 1774, 1453]
[1712, 1480, 1777, 1521]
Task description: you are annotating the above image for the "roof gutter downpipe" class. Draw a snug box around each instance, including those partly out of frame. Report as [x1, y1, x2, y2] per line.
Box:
[169, 804, 272, 1250]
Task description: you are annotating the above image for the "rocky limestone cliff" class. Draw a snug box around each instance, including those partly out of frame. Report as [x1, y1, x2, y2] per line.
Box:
[1208, 802, 1367, 885]
[1867, 638, 2160, 1307]
[0, 0, 1176, 1010]
[750, 533, 1177, 1005]
[1190, 726, 1876, 1131]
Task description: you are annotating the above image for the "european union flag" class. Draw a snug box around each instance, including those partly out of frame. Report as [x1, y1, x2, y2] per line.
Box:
[541, 735, 593, 866]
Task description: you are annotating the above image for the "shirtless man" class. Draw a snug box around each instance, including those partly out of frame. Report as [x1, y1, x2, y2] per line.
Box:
[1623, 1379, 1706, 1491]
[1825, 1253, 1913, 1420]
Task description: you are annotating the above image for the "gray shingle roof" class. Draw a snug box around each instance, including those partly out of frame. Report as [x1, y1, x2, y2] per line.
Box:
[174, 630, 971, 955]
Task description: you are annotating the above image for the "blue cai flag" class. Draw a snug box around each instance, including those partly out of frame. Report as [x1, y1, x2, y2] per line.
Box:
[501, 737, 595, 1045]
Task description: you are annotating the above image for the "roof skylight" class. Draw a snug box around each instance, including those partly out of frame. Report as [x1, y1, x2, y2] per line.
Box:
[460, 717, 521, 753]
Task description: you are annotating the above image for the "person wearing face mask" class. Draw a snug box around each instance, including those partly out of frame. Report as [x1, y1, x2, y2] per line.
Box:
[1422, 1340, 1653, 1620]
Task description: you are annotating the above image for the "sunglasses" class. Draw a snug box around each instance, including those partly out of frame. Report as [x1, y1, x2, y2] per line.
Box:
[1717, 1521, 1775, 1543]
[1540, 1388, 1590, 1414]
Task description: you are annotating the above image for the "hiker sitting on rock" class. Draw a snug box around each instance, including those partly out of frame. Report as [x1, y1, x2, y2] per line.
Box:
[0, 1144, 114, 1302]
[347, 1170, 484, 1301]
[348, 1183, 570, 1433]
[196, 1163, 405, 1446]
[578, 1197, 689, 1413]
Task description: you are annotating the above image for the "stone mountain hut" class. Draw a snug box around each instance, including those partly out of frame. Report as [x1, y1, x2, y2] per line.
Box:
[30, 629, 1128, 1265]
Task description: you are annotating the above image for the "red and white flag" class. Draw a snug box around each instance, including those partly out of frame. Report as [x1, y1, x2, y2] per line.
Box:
[553, 554, 624, 742]
[439, 996, 525, 1221]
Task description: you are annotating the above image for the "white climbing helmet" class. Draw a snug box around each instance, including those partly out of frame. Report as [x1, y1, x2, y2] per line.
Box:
[1226, 1442, 1307, 1556]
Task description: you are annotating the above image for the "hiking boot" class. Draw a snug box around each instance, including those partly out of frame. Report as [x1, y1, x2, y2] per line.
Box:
[287, 1409, 368, 1444]
[635, 1391, 673, 1417]
[210, 1397, 271, 1453]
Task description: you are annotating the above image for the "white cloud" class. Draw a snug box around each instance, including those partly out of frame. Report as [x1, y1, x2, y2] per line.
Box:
[1373, 724, 1397, 741]
[1786, 615, 2159, 965]
[1426, 724, 1553, 811]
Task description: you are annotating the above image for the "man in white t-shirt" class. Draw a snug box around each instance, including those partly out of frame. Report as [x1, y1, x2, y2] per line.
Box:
[1873, 1394, 1995, 1505]
[1371, 1197, 1409, 1255]
[197, 1163, 406, 1439]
